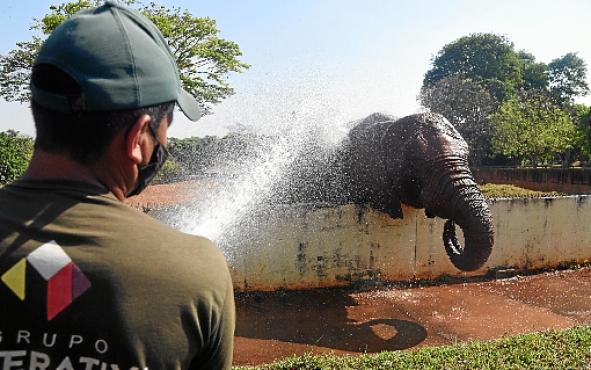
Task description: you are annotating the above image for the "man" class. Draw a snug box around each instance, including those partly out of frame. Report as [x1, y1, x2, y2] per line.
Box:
[0, 2, 235, 369]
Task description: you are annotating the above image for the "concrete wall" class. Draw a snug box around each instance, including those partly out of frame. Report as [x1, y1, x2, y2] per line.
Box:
[474, 167, 591, 194]
[151, 196, 591, 291]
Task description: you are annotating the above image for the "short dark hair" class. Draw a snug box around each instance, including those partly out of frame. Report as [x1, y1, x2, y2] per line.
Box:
[31, 64, 175, 165]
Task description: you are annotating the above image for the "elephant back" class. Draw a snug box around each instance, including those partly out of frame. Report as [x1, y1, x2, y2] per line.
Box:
[348, 112, 398, 148]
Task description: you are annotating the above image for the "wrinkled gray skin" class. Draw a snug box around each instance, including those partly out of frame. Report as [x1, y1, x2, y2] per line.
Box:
[345, 112, 494, 271]
[274, 112, 494, 271]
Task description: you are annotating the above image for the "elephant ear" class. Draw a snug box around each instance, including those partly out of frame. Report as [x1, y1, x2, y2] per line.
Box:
[415, 130, 438, 160]
[371, 184, 404, 219]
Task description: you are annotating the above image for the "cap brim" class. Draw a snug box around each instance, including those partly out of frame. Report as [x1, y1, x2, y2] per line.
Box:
[177, 88, 204, 121]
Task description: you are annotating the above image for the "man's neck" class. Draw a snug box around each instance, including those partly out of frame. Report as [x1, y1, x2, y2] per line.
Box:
[23, 150, 131, 202]
[22, 149, 134, 201]
[23, 151, 101, 184]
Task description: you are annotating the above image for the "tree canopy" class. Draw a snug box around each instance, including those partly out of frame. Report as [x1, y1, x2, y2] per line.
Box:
[517, 50, 549, 91]
[423, 33, 523, 101]
[420, 33, 590, 166]
[491, 90, 577, 167]
[570, 104, 591, 159]
[419, 75, 498, 165]
[548, 52, 590, 106]
[0, 131, 34, 184]
[0, 0, 250, 112]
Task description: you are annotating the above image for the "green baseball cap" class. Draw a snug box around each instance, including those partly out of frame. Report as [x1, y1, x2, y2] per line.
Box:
[31, 0, 203, 121]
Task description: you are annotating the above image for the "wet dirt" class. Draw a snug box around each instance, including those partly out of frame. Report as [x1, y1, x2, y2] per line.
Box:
[130, 183, 591, 365]
[233, 268, 591, 366]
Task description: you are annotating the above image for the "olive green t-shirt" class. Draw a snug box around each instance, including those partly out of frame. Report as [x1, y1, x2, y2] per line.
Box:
[0, 180, 235, 369]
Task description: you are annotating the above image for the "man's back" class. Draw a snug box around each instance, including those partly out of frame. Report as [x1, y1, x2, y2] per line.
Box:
[0, 179, 235, 369]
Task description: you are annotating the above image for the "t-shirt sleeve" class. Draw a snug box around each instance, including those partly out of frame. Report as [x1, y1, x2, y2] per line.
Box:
[190, 261, 236, 370]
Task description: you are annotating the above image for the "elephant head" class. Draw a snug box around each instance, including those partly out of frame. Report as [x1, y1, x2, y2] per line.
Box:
[347, 112, 494, 271]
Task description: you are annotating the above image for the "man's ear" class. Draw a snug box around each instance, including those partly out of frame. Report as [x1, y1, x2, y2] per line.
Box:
[126, 114, 152, 165]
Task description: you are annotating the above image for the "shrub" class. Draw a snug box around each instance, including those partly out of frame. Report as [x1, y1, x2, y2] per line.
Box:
[0, 130, 34, 184]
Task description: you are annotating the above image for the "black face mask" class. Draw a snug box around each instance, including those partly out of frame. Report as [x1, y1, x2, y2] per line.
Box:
[128, 125, 169, 197]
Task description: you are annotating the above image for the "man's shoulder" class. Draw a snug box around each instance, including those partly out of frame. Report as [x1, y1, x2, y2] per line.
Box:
[108, 204, 228, 268]
[121, 206, 224, 257]
[116, 206, 230, 284]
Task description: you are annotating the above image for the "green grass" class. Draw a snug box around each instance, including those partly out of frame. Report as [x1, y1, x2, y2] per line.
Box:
[480, 183, 564, 198]
[234, 326, 591, 369]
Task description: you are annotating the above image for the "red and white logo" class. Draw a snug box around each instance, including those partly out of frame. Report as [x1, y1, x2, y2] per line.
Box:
[1, 240, 92, 320]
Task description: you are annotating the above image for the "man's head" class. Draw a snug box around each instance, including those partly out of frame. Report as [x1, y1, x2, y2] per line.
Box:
[28, 1, 203, 198]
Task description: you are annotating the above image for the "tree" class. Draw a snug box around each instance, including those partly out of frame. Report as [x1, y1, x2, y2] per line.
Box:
[163, 133, 282, 181]
[167, 136, 210, 178]
[154, 158, 183, 184]
[0, 0, 249, 112]
[517, 50, 549, 91]
[548, 52, 590, 106]
[569, 104, 591, 161]
[419, 75, 498, 165]
[0, 130, 34, 184]
[491, 90, 577, 167]
[423, 33, 523, 101]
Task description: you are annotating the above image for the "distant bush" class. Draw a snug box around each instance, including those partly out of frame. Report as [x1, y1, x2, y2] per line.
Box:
[154, 158, 184, 184]
[0, 130, 34, 185]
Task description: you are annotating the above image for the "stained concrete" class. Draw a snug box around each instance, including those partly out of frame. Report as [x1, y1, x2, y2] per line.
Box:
[234, 268, 591, 366]
[222, 196, 591, 291]
[145, 195, 591, 291]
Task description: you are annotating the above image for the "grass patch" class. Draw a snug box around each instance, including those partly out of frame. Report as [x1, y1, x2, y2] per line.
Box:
[480, 183, 564, 198]
[235, 326, 591, 369]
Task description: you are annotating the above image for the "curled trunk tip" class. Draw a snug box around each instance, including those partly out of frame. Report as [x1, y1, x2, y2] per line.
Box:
[443, 219, 494, 271]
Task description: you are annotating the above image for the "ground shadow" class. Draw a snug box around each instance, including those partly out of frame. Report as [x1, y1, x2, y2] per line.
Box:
[235, 288, 427, 353]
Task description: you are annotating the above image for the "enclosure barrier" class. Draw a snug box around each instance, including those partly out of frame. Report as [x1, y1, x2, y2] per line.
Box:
[150, 196, 591, 291]
[474, 167, 591, 194]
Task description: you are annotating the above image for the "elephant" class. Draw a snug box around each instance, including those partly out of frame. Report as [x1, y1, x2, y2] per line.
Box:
[273, 112, 494, 271]
[344, 112, 494, 271]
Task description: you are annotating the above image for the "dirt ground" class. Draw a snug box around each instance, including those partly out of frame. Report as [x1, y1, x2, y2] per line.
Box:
[233, 268, 591, 366]
[129, 183, 591, 366]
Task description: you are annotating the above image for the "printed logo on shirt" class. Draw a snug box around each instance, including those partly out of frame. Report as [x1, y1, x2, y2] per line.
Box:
[0, 330, 148, 369]
[0, 240, 92, 320]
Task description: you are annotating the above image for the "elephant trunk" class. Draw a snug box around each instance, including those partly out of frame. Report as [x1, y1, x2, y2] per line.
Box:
[443, 186, 494, 271]
[421, 157, 494, 271]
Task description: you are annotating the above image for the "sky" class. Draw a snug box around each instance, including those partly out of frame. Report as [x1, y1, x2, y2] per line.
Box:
[1, 0, 590, 138]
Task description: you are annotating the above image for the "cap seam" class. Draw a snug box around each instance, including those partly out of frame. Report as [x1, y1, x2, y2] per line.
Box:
[110, 7, 141, 106]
